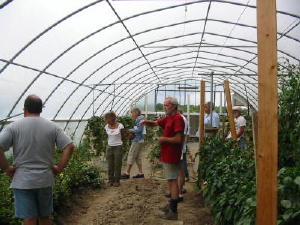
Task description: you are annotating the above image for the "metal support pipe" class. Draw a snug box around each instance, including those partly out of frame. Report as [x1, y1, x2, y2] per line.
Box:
[92, 85, 95, 116]
[210, 72, 214, 127]
[220, 91, 223, 114]
[187, 94, 191, 136]
[145, 95, 148, 118]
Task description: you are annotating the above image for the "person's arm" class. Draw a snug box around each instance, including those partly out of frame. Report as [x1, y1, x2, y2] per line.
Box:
[236, 126, 245, 139]
[52, 143, 74, 175]
[140, 120, 158, 127]
[120, 128, 127, 140]
[0, 148, 15, 177]
[130, 119, 144, 134]
[159, 132, 184, 144]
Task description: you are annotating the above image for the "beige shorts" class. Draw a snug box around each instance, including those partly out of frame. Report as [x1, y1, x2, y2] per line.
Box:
[127, 141, 144, 165]
[163, 162, 180, 180]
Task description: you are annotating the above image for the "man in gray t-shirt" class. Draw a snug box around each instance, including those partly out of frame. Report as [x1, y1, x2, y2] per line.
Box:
[0, 95, 74, 225]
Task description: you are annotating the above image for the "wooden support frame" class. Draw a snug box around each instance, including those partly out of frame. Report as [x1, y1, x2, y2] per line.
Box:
[224, 80, 237, 140]
[256, 0, 278, 224]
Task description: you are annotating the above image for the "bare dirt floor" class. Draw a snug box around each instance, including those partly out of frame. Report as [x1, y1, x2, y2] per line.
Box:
[57, 143, 215, 225]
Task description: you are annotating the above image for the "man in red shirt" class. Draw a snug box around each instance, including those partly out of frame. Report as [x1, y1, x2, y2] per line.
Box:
[141, 97, 184, 220]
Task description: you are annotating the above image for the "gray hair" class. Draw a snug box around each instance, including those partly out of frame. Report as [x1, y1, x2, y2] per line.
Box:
[165, 97, 179, 106]
[205, 102, 215, 110]
[131, 107, 141, 116]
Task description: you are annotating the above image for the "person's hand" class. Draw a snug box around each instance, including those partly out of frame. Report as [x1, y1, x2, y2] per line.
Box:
[128, 132, 135, 139]
[4, 166, 16, 178]
[52, 165, 63, 176]
[158, 137, 166, 144]
[140, 120, 145, 125]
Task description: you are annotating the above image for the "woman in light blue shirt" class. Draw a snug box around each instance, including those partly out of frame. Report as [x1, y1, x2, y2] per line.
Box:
[121, 108, 145, 179]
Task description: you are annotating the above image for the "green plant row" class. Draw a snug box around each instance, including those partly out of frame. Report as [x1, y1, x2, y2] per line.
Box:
[0, 145, 102, 225]
[198, 136, 256, 225]
[197, 62, 300, 225]
[198, 136, 300, 225]
[278, 62, 300, 168]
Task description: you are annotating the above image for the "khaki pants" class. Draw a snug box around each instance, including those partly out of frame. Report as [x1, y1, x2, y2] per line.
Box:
[106, 145, 123, 183]
[127, 141, 144, 165]
[163, 162, 180, 180]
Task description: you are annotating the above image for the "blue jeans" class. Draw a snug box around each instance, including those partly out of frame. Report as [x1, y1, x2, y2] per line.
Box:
[179, 153, 189, 178]
[13, 187, 53, 219]
[239, 137, 245, 149]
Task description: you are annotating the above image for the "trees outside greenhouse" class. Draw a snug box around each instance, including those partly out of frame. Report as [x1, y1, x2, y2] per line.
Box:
[0, 0, 299, 225]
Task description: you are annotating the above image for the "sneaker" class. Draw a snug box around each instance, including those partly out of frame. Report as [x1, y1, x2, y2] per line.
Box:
[132, 174, 144, 178]
[158, 209, 178, 220]
[158, 203, 169, 213]
[121, 173, 130, 179]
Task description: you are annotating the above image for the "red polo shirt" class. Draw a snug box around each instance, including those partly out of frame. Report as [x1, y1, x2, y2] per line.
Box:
[157, 112, 184, 163]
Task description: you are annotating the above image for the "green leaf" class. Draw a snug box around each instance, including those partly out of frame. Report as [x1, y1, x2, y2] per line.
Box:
[294, 176, 300, 186]
[281, 200, 292, 209]
[224, 207, 233, 220]
[282, 212, 293, 221]
[283, 176, 293, 184]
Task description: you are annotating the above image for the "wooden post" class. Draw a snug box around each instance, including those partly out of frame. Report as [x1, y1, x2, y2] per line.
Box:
[197, 80, 206, 188]
[224, 80, 237, 140]
[256, 0, 278, 224]
[252, 111, 258, 185]
[199, 81, 205, 143]
[252, 112, 258, 154]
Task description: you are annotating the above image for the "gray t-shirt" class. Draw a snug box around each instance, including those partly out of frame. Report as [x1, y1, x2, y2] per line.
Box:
[0, 117, 72, 189]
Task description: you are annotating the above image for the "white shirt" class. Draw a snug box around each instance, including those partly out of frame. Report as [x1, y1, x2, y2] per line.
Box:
[227, 115, 246, 140]
[180, 114, 189, 154]
[105, 123, 124, 146]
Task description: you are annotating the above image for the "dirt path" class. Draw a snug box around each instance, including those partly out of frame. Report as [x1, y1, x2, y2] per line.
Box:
[58, 143, 214, 225]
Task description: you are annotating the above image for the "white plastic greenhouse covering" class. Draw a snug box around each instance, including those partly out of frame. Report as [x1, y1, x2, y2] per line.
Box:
[0, 0, 299, 143]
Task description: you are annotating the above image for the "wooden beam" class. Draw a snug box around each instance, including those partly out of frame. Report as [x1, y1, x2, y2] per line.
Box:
[256, 0, 278, 224]
[252, 111, 258, 186]
[224, 80, 237, 140]
[197, 81, 206, 188]
[199, 81, 205, 143]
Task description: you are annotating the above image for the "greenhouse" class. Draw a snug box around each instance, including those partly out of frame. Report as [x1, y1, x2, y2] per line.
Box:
[0, 0, 299, 224]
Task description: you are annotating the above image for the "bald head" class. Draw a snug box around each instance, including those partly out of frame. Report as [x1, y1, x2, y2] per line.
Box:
[24, 95, 43, 114]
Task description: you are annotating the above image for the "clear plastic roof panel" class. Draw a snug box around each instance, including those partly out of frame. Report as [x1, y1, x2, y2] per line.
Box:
[0, 0, 299, 138]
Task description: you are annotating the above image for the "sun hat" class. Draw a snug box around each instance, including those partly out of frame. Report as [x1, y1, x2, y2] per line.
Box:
[232, 106, 242, 111]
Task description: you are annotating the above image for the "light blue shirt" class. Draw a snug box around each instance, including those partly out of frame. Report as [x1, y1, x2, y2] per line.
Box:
[204, 111, 220, 128]
[129, 115, 145, 142]
[196, 111, 220, 137]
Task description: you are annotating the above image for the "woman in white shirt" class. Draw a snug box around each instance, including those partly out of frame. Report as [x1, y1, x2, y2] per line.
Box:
[104, 111, 125, 187]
